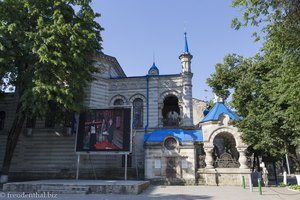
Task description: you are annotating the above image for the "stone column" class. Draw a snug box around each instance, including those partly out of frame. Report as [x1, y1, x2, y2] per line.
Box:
[238, 148, 248, 169]
[204, 147, 214, 169]
[179, 52, 193, 127]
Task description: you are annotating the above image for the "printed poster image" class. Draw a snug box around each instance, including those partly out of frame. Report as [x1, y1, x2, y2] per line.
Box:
[76, 108, 131, 152]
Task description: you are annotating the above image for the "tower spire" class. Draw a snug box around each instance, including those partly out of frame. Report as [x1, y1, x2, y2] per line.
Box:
[153, 51, 155, 65]
[184, 32, 189, 53]
[179, 32, 193, 127]
[148, 53, 159, 76]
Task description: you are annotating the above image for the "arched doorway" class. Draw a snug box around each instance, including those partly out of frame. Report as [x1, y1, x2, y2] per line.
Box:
[162, 95, 180, 127]
[213, 132, 240, 168]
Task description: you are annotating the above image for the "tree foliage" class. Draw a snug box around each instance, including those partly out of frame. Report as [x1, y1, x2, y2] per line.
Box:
[0, 0, 103, 181]
[208, 0, 300, 170]
[0, 0, 103, 116]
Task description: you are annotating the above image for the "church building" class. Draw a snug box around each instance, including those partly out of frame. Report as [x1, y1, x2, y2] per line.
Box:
[0, 33, 250, 185]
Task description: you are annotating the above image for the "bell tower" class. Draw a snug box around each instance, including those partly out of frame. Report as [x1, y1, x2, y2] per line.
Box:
[179, 32, 193, 127]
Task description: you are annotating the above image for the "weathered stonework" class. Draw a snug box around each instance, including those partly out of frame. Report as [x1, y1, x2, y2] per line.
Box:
[197, 168, 251, 186]
[0, 36, 249, 186]
[144, 142, 196, 184]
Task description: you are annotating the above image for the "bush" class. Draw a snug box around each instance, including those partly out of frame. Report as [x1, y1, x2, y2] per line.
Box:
[279, 182, 287, 187]
[290, 185, 300, 191]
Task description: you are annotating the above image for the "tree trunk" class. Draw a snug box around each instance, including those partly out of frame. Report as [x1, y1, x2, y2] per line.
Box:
[290, 148, 300, 173]
[0, 101, 25, 183]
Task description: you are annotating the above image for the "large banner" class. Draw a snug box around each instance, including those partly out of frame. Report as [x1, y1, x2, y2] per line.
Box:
[76, 108, 132, 153]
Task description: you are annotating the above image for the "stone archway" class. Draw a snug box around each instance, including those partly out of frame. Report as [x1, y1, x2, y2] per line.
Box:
[208, 127, 244, 148]
[213, 132, 240, 168]
[109, 95, 127, 106]
[213, 132, 238, 159]
[158, 90, 182, 127]
[204, 127, 248, 169]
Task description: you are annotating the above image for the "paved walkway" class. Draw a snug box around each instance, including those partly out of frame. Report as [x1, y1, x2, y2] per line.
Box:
[1, 185, 299, 200]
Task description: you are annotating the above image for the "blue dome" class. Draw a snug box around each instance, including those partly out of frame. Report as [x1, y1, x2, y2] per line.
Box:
[148, 62, 159, 75]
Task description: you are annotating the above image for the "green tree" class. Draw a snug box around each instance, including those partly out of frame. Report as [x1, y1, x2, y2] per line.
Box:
[0, 0, 103, 182]
[207, 0, 300, 170]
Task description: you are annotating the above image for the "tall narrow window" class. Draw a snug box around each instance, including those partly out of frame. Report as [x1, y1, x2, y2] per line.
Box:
[133, 98, 143, 128]
[0, 111, 5, 130]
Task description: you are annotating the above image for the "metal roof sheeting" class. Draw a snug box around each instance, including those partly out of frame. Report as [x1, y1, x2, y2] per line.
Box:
[200, 102, 241, 123]
[144, 129, 203, 143]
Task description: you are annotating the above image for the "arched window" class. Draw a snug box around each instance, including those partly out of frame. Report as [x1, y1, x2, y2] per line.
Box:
[162, 95, 180, 127]
[133, 98, 143, 128]
[114, 99, 124, 106]
[0, 111, 6, 130]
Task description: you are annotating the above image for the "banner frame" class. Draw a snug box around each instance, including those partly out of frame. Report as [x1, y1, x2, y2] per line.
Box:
[74, 106, 133, 155]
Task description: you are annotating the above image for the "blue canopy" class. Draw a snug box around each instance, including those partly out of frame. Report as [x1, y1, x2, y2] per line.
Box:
[200, 102, 241, 123]
[144, 129, 203, 143]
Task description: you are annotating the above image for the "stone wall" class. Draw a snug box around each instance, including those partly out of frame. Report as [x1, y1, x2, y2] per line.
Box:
[0, 128, 145, 181]
[144, 143, 196, 185]
[108, 75, 185, 129]
[197, 168, 251, 186]
[192, 98, 206, 126]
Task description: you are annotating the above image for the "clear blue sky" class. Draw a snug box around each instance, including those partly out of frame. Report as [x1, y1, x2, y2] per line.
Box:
[92, 0, 263, 101]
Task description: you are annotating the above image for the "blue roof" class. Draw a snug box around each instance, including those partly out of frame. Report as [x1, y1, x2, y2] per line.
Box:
[200, 102, 241, 123]
[144, 129, 203, 143]
[184, 32, 189, 53]
[148, 62, 159, 75]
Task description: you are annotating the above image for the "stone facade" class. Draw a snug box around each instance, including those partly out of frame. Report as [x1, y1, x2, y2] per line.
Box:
[0, 34, 249, 186]
[197, 168, 251, 186]
[196, 104, 251, 186]
[0, 48, 199, 181]
[144, 142, 196, 185]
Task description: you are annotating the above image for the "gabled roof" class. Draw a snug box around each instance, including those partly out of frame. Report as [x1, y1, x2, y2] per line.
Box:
[144, 129, 203, 143]
[96, 53, 126, 77]
[200, 102, 241, 123]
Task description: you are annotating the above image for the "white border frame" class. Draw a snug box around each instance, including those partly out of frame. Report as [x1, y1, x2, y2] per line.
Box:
[74, 105, 133, 155]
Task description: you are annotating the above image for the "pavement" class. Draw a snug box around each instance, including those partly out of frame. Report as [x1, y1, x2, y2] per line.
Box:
[0, 185, 299, 200]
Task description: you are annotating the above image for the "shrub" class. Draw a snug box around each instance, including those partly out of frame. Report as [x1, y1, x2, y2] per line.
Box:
[290, 185, 300, 191]
[279, 182, 287, 187]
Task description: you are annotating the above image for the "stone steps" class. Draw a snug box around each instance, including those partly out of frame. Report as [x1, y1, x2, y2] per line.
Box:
[3, 180, 150, 195]
[38, 185, 90, 194]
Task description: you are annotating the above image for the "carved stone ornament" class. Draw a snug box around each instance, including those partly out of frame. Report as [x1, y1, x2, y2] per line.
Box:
[198, 155, 206, 168]
[164, 137, 177, 150]
[215, 152, 240, 168]
[95, 62, 108, 73]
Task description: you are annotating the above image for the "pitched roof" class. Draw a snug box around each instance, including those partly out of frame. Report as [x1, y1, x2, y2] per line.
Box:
[200, 102, 241, 123]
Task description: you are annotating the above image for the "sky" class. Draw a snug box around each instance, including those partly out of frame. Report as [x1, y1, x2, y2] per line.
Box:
[91, 0, 263, 101]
